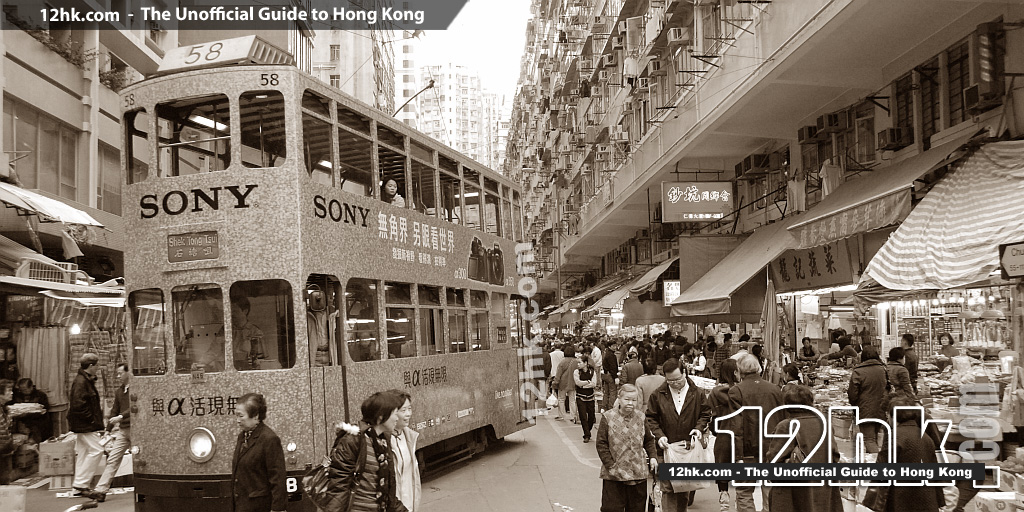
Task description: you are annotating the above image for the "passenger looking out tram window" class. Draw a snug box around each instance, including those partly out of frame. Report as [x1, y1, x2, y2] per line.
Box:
[172, 284, 225, 374]
[346, 278, 380, 362]
[381, 179, 407, 207]
[231, 295, 265, 371]
[229, 280, 296, 371]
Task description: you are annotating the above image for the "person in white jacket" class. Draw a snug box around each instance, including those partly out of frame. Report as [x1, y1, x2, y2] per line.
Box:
[388, 389, 422, 512]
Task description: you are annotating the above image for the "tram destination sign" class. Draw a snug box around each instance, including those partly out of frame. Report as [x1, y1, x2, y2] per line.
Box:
[168, 231, 220, 263]
[999, 241, 1024, 279]
[661, 182, 733, 222]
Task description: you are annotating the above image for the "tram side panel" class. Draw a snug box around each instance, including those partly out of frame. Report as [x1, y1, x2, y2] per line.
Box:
[301, 184, 528, 450]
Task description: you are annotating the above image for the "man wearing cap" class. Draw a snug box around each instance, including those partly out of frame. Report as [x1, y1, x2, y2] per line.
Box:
[69, 353, 105, 500]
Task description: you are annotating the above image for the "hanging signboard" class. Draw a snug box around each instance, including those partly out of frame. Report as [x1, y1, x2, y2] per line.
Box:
[770, 240, 854, 293]
[663, 280, 681, 306]
[661, 182, 733, 222]
[999, 241, 1024, 279]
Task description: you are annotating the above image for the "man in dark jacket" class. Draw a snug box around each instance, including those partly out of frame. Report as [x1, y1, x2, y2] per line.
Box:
[69, 353, 105, 499]
[602, 341, 619, 412]
[728, 354, 783, 512]
[901, 333, 919, 393]
[646, 358, 712, 511]
[886, 347, 916, 398]
[847, 345, 889, 454]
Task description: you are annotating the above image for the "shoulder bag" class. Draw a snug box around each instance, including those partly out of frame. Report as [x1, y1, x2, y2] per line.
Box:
[303, 431, 367, 512]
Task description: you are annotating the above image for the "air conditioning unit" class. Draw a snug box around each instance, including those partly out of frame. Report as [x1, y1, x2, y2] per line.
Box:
[594, 16, 611, 33]
[602, 54, 617, 67]
[668, 27, 690, 46]
[743, 154, 771, 175]
[568, 88, 580, 97]
[636, 77, 650, 90]
[598, 69, 609, 81]
[590, 85, 601, 97]
[797, 125, 818, 145]
[609, 127, 628, 141]
[647, 60, 666, 76]
[877, 127, 913, 151]
[597, 144, 611, 153]
[819, 112, 848, 133]
[612, 36, 624, 49]
[963, 84, 1001, 115]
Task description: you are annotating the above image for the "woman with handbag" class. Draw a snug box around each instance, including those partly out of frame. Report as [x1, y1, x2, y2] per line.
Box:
[766, 384, 842, 512]
[324, 392, 409, 512]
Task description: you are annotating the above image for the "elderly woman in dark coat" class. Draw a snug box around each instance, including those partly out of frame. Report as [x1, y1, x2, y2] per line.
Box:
[325, 392, 409, 512]
[878, 395, 944, 512]
[231, 393, 287, 512]
[767, 385, 843, 512]
[847, 345, 889, 453]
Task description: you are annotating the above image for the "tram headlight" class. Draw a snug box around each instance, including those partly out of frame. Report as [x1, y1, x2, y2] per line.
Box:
[130, 445, 141, 456]
[186, 427, 217, 463]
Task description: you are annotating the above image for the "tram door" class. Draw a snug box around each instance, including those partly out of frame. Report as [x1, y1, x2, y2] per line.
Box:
[514, 300, 536, 423]
[306, 276, 347, 455]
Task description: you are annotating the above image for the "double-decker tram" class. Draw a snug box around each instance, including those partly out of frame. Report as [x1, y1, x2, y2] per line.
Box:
[120, 36, 533, 511]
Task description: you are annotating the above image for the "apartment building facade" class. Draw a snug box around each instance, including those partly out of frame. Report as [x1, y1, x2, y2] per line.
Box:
[506, 0, 1024, 304]
[420, 63, 507, 170]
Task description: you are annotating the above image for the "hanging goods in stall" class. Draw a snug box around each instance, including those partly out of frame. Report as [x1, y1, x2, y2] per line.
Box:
[1001, 366, 1024, 426]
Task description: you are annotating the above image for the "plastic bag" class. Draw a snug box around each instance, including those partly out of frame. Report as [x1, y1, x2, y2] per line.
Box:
[546, 393, 558, 408]
[663, 438, 713, 493]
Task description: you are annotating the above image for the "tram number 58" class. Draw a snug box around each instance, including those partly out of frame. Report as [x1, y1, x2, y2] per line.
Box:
[260, 74, 280, 86]
[184, 43, 224, 64]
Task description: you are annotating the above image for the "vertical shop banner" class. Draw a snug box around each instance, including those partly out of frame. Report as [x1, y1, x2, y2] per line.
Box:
[661, 182, 733, 222]
[771, 240, 853, 293]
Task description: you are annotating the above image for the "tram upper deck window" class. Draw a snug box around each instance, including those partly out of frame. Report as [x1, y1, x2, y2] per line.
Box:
[411, 160, 436, 216]
[484, 191, 501, 237]
[156, 95, 230, 177]
[302, 90, 333, 186]
[240, 91, 287, 168]
[124, 109, 150, 184]
[376, 124, 405, 151]
[345, 278, 380, 362]
[303, 114, 333, 186]
[338, 127, 373, 197]
[512, 191, 523, 241]
[230, 280, 295, 371]
[378, 145, 408, 208]
[172, 284, 224, 374]
[439, 170, 461, 225]
[463, 168, 482, 230]
[129, 288, 167, 375]
[410, 140, 433, 164]
[337, 105, 371, 136]
[501, 196, 513, 241]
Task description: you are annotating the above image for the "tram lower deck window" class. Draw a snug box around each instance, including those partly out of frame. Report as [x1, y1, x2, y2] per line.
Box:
[345, 278, 380, 362]
[172, 284, 225, 374]
[230, 280, 295, 371]
[156, 95, 230, 177]
[129, 288, 167, 375]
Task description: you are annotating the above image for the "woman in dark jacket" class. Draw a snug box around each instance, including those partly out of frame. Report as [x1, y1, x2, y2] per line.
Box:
[325, 392, 408, 512]
[767, 384, 843, 512]
[231, 393, 287, 512]
[847, 345, 888, 453]
[878, 395, 945, 512]
[709, 358, 740, 509]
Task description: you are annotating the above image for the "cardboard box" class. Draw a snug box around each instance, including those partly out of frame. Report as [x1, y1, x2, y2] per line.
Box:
[973, 492, 1016, 512]
[0, 485, 27, 512]
[38, 437, 75, 476]
[49, 475, 73, 490]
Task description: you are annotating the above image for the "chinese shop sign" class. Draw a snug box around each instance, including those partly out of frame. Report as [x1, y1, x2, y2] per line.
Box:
[790, 192, 910, 249]
[663, 280, 681, 306]
[999, 241, 1024, 279]
[771, 240, 853, 293]
[661, 182, 733, 222]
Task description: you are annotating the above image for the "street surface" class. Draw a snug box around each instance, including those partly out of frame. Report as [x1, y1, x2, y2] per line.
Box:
[19, 410, 741, 512]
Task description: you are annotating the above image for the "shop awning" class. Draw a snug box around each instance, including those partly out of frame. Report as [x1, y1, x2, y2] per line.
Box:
[550, 272, 638, 314]
[0, 275, 125, 294]
[670, 217, 799, 319]
[787, 135, 972, 249]
[0, 182, 104, 227]
[585, 276, 642, 312]
[862, 140, 1024, 291]
[628, 257, 679, 295]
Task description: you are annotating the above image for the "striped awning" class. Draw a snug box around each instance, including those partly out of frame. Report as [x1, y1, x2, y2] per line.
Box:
[862, 140, 1024, 290]
[549, 272, 637, 314]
